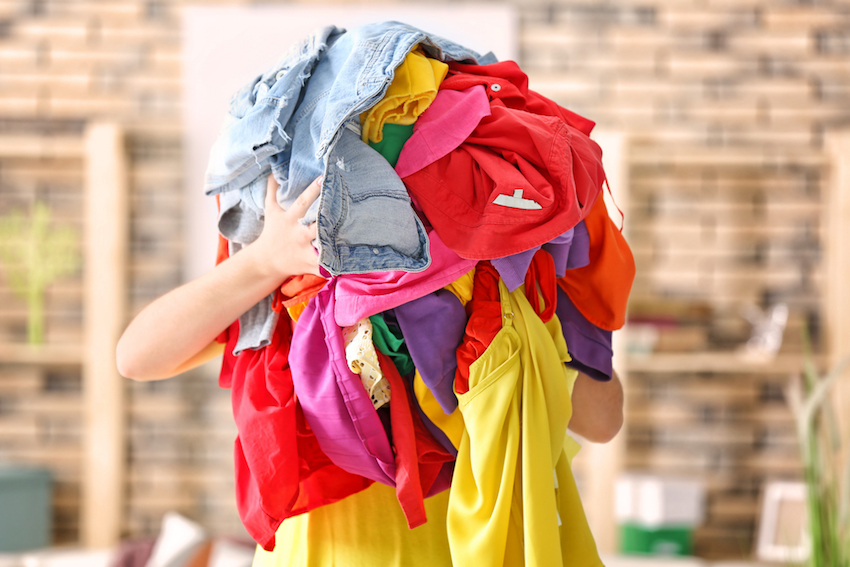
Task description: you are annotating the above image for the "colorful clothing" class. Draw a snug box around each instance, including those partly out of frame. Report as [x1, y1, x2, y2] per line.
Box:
[558, 193, 635, 331]
[370, 311, 415, 378]
[219, 315, 372, 551]
[252, 482, 453, 567]
[360, 46, 449, 143]
[402, 60, 605, 261]
[448, 277, 602, 567]
[394, 85, 491, 178]
[289, 280, 453, 529]
[334, 230, 477, 327]
[395, 289, 467, 414]
[368, 123, 414, 166]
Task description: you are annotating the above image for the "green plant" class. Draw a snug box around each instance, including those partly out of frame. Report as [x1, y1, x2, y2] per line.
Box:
[786, 331, 850, 567]
[0, 202, 81, 344]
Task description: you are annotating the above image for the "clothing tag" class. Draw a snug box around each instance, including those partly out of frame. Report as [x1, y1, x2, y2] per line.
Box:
[493, 189, 542, 210]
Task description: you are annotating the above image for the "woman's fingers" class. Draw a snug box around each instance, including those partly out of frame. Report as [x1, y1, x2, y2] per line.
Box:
[264, 174, 322, 219]
[265, 173, 281, 213]
[288, 176, 323, 219]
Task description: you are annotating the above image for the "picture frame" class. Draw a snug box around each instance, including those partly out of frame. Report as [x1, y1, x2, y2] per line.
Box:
[755, 480, 810, 563]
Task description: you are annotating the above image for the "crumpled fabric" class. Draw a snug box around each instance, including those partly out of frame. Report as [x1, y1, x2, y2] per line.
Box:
[402, 60, 606, 261]
[219, 315, 373, 551]
[558, 193, 635, 331]
[361, 46, 448, 143]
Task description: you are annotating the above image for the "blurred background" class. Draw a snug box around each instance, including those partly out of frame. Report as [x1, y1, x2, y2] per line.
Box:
[0, 0, 848, 564]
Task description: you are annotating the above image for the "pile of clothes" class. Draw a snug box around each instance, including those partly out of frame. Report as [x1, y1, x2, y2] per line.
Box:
[206, 21, 635, 567]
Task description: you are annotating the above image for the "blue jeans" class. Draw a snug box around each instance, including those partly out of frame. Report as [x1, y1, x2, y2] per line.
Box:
[204, 22, 489, 275]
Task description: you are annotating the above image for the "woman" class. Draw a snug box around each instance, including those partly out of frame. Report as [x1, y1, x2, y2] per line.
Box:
[117, 174, 624, 565]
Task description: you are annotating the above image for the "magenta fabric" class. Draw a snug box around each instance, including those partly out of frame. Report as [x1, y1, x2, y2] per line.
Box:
[289, 279, 455, 495]
[334, 230, 477, 327]
[289, 280, 454, 529]
[290, 279, 397, 485]
[394, 85, 491, 179]
[220, 316, 372, 551]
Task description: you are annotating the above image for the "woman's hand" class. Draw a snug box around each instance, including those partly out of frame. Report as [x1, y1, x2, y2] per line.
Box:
[117, 175, 323, 381]
[568, 371, 624, 443]
[251, 174, 322, 280]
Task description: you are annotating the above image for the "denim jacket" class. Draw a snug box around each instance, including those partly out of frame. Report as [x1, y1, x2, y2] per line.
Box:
[205, 22, 487, 276]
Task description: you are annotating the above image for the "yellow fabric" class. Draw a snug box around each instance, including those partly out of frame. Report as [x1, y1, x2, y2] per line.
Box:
[286, 301, 307, 322]
[413, 370, 464, 450]
[360, 47, 448, 143]
[447, 281, 602, 567]
[443, 268, 475, 306]
[252, 482, 453, 567]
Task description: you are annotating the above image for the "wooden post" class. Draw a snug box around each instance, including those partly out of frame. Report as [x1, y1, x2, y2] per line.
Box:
[82, 123, 129, 548]
[579, 130, 630, 554]
[824, 131, 850, 452]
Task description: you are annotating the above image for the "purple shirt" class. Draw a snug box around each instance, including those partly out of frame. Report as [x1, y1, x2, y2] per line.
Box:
[394, 290, 467, 415]
[492, 220, 590, 292]
[556, 286, 613, 381]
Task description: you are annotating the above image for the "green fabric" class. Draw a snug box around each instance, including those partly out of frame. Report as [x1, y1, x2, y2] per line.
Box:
[369, 314, 415, 377]
[368, 123, 415, 167]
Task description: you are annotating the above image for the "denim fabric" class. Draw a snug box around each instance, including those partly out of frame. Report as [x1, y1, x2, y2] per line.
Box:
[204, 22, 486, 275]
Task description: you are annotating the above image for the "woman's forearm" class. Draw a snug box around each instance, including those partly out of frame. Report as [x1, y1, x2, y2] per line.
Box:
[116, 243, 287, 380]
[116, 175, 321, 381]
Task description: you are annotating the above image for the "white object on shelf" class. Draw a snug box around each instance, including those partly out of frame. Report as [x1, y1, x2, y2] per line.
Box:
[144, 512, 207, 567]
[616, 474, 706, 527]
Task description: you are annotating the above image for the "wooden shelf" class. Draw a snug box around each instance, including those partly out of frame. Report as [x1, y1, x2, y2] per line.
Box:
[0, 343, 84, 365]
[625, 352, 819, 374]
[0, 135, 85, 159]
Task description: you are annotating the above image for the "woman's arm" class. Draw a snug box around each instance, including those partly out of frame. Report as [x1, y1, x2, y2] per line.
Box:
[116, 175, 322, 381]
[568, 370, 624, 443]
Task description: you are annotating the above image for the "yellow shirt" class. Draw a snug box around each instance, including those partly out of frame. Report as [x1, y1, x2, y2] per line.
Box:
[252, 482, 452, 567]
[360, 46, 448, 144]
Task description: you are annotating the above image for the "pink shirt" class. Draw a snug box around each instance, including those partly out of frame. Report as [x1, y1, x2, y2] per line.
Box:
[394, 85, 491, 179]
[334, 230, 478, 327]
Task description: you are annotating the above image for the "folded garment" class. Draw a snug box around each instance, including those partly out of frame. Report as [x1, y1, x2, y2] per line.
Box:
[360, 46, 448, 144]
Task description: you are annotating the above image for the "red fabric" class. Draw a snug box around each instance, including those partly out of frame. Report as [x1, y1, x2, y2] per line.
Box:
[454, 262, 504, 395]
[221, 311, 373, 551]
[376, 351, 455, 529]
[558, 195, 635, 331]
[402, 62, 605, 261]
[446, 60, 596, 136]
[524, 249, 558, 323]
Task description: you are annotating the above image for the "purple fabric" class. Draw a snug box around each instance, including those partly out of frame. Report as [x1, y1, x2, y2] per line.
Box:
[394, 290, 467, 415]
[290, 279, 396, 485]
[492, 222, 590, 292]
[566, 219, 590, 272]
[407, 378, 459, 457]
[556, 286, 613, 381]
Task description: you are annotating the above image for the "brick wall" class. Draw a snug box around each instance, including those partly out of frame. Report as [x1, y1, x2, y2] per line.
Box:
[0, 0, 848, 556]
